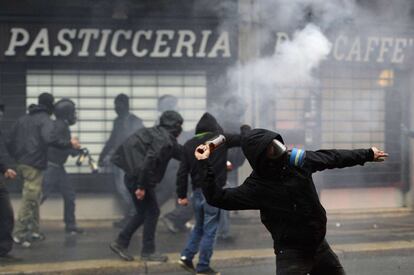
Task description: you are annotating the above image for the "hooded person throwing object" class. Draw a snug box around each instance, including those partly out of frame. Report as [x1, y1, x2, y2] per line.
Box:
[195, 128, 388, 275]
[109, 110, 183, 262]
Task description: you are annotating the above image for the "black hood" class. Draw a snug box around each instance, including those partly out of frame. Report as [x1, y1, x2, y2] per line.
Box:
[195, 112, 223, 134]
[241, 128, 284, 178]
[159, 110, 183, 137]
[28, 104, 51, 115]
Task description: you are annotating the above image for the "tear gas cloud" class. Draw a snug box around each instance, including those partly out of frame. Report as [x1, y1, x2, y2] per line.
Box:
[211, 0, 414, 131]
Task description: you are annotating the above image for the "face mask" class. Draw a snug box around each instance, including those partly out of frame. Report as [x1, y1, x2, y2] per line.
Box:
[67, 111, 77, 126]
[173, 124, 183, 137]
[266, 139, 306, 168]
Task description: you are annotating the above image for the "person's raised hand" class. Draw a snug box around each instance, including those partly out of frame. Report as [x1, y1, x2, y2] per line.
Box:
[195, 144, 210, 160]
[371, 147, 388, 162]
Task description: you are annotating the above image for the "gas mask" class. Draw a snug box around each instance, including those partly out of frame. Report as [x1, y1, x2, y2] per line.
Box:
[266, 139, 306, 168]
[54, 99, 77, 126]
[170, 123, 183, 138]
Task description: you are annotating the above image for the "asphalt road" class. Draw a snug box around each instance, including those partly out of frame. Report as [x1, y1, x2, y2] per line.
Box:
[2, 209, 414, 274]
[148, 251, 414, 275]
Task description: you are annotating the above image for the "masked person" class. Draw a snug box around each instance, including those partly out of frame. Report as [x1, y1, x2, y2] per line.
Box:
[109, 110, 184, 262]
[41, 99, 84, 234]
[0, 102, 18, 261]
[8, 93, 80, 247]
[155, 95, 194, 234]
[176, 113, 248, 275]
[99, 94, 144, 228]
[195, 128, 388, 275]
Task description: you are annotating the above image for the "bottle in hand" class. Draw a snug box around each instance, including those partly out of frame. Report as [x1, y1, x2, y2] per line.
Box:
[197, 134, 226, 154]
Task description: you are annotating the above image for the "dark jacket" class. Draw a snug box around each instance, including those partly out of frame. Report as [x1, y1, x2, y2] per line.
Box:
[176, 113, 242, 199]
[200, 128, 374, 253]
[111, 111, 183, 190]
[99, 113, 144, 163]
[47, 119, 80, 166]
[8, 104, 72, 170]
[0, 129, 12, 174]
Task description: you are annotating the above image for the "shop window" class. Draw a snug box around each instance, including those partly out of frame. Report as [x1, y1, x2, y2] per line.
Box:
[27, 70, 207, 173]
[320, 67, 387, 150]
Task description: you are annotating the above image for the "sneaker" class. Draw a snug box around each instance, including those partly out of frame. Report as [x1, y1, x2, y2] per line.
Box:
[178, 256, 195, 273]
[140, 252, 168, 262]
[12, 236, 31, 248]
[196, 267, 221, 275]
[185, 221, 195, 231]
[162, 217, 179, 234]
[109, 241, 134, 261]
[30, 232, 46, 242]
[65, 227, 85, 235]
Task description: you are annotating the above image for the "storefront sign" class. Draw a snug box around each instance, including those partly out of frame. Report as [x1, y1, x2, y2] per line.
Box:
[274, 32, 414, 65]
[0, 23, 237, 64]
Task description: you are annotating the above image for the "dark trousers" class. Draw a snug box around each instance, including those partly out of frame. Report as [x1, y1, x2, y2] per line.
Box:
[42, 163, 77, 229]
[117, 176, 160, 254]
[0, 183, 14, 256]
[276, 240, 345, 275]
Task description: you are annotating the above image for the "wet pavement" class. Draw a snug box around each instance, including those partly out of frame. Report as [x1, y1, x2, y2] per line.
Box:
[1, 208, 414, 274]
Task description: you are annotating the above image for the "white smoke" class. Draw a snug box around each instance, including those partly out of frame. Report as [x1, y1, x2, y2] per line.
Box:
[235, 23, 332, 90]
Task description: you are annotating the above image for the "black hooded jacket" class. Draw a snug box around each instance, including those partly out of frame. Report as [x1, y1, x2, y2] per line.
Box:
[176, 113, 242, 199]
[47, 119, 80, 166]
[7, 104, 72, 170]
[200, 128, 374, 252]
[0, 129, 12, 174]
[111, 110, 183, 190]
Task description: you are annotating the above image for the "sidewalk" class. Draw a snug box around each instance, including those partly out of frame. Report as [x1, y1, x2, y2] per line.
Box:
[1, 208, 413, 274]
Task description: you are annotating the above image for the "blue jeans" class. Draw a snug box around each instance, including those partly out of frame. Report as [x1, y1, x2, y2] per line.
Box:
[181, 188, 220, 272]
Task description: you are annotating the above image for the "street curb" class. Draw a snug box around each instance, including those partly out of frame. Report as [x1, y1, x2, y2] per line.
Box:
[0, 250, 275, 275]
[327, 207, 413, 220]
[3, 240, 414, 275]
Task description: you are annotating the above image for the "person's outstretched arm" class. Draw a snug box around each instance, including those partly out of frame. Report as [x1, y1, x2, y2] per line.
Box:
[196, 144, 260, 210]
[305, 147, 388, 173]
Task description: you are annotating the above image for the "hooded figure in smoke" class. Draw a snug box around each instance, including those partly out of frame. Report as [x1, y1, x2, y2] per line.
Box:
[9, 93, 80, 247]
[110, 110, 184, 262]
[41, 99, 84, 234]
[99, 94, 144, 228]
[157, 94, 195, 234]
[196, 128, 388, 275]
